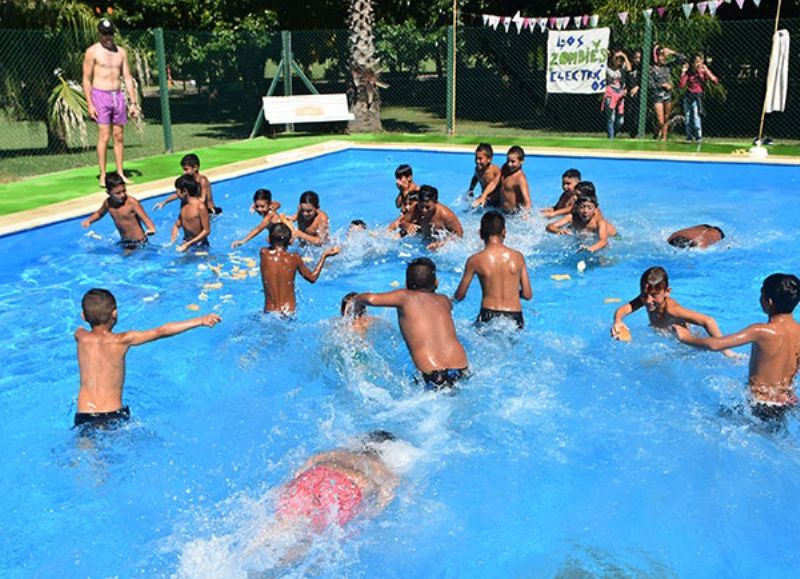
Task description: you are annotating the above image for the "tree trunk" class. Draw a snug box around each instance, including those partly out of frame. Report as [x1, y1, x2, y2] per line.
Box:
[347, 0, 382, 133]
[46, 118, 69, 153]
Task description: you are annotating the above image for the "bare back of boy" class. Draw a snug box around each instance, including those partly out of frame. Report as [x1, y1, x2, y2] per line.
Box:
[180, 198, 209, 241]
[459, 246, 529, 312]
[75, 329, 131, 413]
[746, 319, 800, 404]
[498, 168, 531, 213]
[260, 248, 307, 313]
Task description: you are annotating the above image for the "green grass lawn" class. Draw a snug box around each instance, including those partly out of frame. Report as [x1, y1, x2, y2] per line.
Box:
[1, 110, 798, 217]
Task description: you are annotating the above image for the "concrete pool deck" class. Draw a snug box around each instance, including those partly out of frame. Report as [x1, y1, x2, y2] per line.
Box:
[1, 139, 798, 237]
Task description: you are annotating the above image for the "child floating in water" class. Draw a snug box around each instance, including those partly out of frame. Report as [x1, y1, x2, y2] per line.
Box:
[74, 288, 220, 432]
[231, 189, 282, 249]
[496, 146, 532, 214]
[611, 266, 737, 358]
[154, 153, 221, 214]
[667, 224, 725, 249]
[469, 143, 502, 208]
[453, 211, 532, 330]
[81, 172, 156, 251]
[353, 258, 469, 390]
[259, 223, 339, 315]
[540, 168, 582, 219]
[546, 183, 617, 253]
[407, 185, 463, 250]
[279, 191, 330, 246]
[674, 273, 800, 421]
[341, 291, 374, 335]
[171, 175, 210, 252]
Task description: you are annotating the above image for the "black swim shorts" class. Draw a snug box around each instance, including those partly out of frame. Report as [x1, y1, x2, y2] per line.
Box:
[421, 368, 469, 391]
[74, 405, 131, 431]
[751, 401, 795, 422]
[476, 308, 524, 330]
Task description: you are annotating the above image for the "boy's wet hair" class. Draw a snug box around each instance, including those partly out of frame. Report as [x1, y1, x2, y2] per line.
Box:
[507, 145, 525, 160]
[82, 288, 116, 327]
[365, 430, 397, 443]
[299, 190, 320, 208]
[341, 291, 366, 317]
[175, 174, 199, 197]
[762, 273, 800, 314]
[563, 168, 581, 180]
[253, 189, 272, 203]
[476, 143, 493, 158]
[180, 153, 200, 168]
[480, 211, 505, 240]
[105, 172, 125, 192]
[575, 181, 596, 197]
[418, 185, 438, 203]
[395, 164, 413, 179]
[269, 222, 292, 248]
[573, 191, 598, 211]
[406, 257, 437, 291]
[640, 266, 669, 294]
[350, 219, 367, 229]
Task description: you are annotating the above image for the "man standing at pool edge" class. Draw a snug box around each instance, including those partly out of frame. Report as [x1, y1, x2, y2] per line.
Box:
[83, 19, 139, 188]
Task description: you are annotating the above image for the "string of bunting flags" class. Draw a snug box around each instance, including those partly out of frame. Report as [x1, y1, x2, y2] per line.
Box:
[477, 0, 763, 33]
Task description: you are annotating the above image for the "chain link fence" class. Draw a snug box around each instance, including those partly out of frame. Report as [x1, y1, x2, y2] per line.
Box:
[0, 19, 796, 181]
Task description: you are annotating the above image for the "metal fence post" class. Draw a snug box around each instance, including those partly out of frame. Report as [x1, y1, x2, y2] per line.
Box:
[282, 31, 294, 133]
[637, 20, 652, 139]
[153, 28, 174, 153]
[446, 25, 455, 135]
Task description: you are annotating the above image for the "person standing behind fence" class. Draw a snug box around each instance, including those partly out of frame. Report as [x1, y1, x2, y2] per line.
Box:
[82, 19, 139, 189]
[602, 51, 631, 139]
[649, 45, 682, 142]
[626, 50, 643, 138]
[679, 55, 719, 143]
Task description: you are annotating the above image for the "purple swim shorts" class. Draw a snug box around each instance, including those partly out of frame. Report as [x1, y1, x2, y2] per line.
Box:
[91, 88, 127, 126]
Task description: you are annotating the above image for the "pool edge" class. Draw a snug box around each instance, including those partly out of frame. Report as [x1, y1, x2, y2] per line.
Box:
[1, 139, 797, 237]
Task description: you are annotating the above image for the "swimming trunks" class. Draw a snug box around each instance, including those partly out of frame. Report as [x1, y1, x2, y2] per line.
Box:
[119, 237, 148, 250]
[476, 308, 524, 329]
[73, 405, 130, 431]
[751, 400, 796, 422]
[184, 237, 210, 251]
[278, 465, 363, 532]
[421, 367, 469, 391]
[91, 88, 127, 126]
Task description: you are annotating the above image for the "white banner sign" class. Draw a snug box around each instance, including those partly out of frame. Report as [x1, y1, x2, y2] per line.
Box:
[546, 27, 610, 94]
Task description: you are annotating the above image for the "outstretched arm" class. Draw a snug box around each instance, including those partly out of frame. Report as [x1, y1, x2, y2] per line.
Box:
[611, 296, 642, 339]
[298, 246, 340, 283]
[673, 323, 765, 352]
[154, 193, 178, 211]
[81, 201, 108, 228]
[453, 257, 476, 302]
[119, 313, 221, 346]
[546, 214, 572, 235]
[668, 303, 740, 357]
[354, 290, 407, 309]
[231, 216, 270, 249]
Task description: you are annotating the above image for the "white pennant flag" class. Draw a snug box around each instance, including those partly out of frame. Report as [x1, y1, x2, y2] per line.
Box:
[682, 3, 694, 17]
[589, 14, 600, 27]
[561, 16, 570, 29]
[573, 16, 583, 28]
[489, 15, 500, 29]
[502, 17, 510, 32]
[708, 1, 718, 14]
[618, 11, 629, 24]
[512, 11, 524, 33]
[482, 14, 489, 26]
[643, 8, 653, 21]
[752, 0, 762, 7]
[538, 17, 547, 32]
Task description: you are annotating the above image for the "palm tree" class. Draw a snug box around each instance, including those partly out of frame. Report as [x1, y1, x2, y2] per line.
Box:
[347, 0, 382, 132]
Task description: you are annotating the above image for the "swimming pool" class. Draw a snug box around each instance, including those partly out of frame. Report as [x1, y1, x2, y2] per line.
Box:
[1, 147, 800, 577]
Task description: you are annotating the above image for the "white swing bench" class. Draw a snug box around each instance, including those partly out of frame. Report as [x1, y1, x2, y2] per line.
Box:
[261, 94, 354, 125]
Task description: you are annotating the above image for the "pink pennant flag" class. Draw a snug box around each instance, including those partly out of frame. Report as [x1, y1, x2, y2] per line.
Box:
[582, 14, 590, 27]
[482, 14, 489, 26]
[523, 17, 531, 30]
[656, 7, 666, 17]
[697, 1, 708, 13]
[549, 16, 557, 28]
[735, 0, 745, 8]
[682, 3, 694, 18]
[618, 11, 629, 24]
[573, 16, 583, 28]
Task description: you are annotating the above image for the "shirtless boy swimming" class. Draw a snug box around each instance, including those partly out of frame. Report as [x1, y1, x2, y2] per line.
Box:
[469, 143, 502, 208]
[279, 191, 330, 246]
[407, 185, 463, 250]
[259, 223, 339, 315]
[394, 164, 421, 209]
[231, 189, 282, 249]
[540, 168, 581, 219]
[612, 266, 736, 358]
[341, 291, 375, 335]
[74, 288, 220, 431]
[154, 154, 220, 215]
[496, 146, 532, 213]
[353, 258, 469, 390]
[674, 273, 800, 420]
[453, 211, 532, 329]
[388, 191, 418, 237]
[170, 175, 210, 252]
[546, 184, 617, 253]
[81, 172, 155, 250]
[667, 224, 725, 249]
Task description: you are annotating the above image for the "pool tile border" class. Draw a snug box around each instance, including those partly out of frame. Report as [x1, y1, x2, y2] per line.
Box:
[1, 139, 796, 237]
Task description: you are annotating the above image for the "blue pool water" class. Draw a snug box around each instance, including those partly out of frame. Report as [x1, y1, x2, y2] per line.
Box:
[1, 148, 800, 577]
